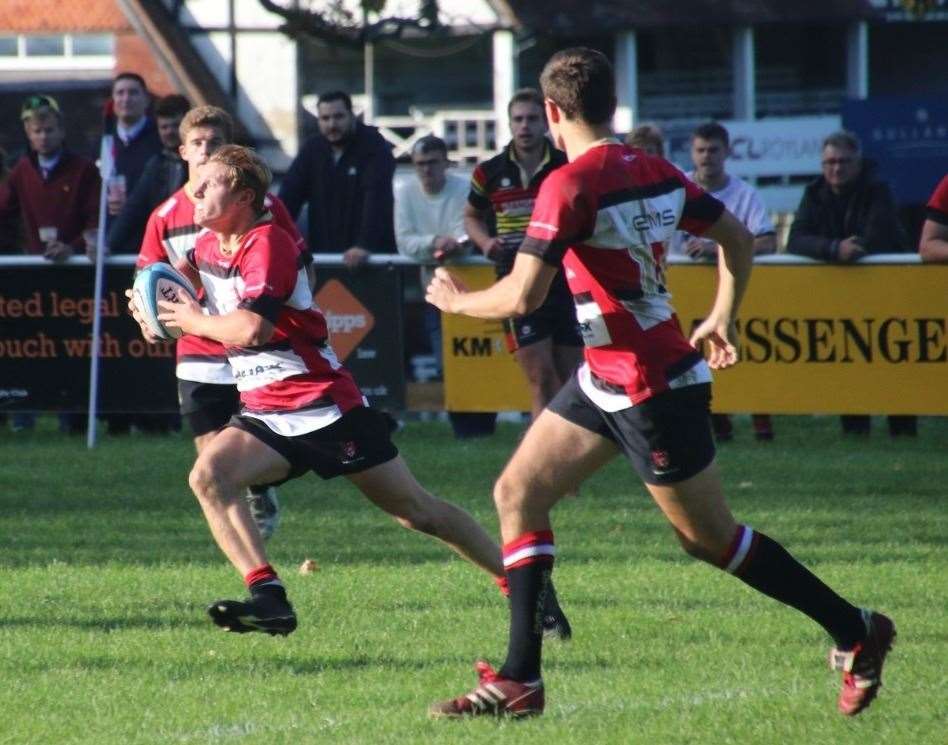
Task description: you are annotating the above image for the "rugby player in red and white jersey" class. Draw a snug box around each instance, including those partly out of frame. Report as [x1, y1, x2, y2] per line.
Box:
[136, 106, 296, 539]
[135, 144, 569, 638]
[428, 48, 894, 719]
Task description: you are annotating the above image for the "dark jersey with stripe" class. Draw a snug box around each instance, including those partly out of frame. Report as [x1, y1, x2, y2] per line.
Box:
[522, 142, 725, 409]
[468, 140, 568, 277]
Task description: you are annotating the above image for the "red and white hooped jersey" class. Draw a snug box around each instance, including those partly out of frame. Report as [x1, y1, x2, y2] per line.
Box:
[522, 141, 725, 410]
[189, 221, 364, 434]
[137, 187, 304, 384]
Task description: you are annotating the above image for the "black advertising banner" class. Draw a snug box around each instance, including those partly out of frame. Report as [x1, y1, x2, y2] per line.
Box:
[0, 263, 175, 412]
[312, 265, 405, 410]
[0, 261, 405, 413]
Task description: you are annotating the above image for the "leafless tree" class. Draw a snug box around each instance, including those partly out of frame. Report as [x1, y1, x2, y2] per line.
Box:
[257, 0, 443, 48]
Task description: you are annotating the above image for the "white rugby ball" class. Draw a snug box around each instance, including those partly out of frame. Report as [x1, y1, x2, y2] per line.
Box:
[132, 263, 197, 340]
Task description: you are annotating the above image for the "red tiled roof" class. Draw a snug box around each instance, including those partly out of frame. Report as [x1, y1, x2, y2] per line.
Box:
[0, 0, 130, 33]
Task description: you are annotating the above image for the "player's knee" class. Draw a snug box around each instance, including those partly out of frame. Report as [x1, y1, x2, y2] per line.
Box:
[188, 457, 229, 502]
[493, 475, 527, 514]
[674, 531, 719, 564]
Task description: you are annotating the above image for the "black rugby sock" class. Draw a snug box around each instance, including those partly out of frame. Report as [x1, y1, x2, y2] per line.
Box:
[498, 531, 555, 683]
[722, 526, 866, 649]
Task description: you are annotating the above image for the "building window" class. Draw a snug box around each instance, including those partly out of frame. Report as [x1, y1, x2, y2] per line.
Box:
[72, 34, 114, 56]
[637, 27, 734, 122]
[755, 24, 846, 117]
[25, 35, 65, 57]
[0, 33, 114, 71]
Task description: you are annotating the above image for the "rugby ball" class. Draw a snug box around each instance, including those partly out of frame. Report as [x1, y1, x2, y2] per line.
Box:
[132, 263, 197, 340]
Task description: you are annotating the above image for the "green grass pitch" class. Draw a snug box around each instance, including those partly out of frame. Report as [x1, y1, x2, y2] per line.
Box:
[1, 415, 944, 744]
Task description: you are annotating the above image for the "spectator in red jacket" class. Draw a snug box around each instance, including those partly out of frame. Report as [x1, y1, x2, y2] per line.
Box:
[0, 94, 100, 259]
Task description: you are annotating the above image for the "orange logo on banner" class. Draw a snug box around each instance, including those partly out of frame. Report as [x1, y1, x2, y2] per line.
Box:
[314, 279, 375, 361]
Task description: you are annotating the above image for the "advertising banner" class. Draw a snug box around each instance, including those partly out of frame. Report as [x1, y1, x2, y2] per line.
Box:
[0, 263, 174, 412]
[442, 261, 948, 415]
[440, 265, 531, 412]
[665, 116, 841, 179]
[0, 261, 405, 413]
[843, 97, 948, 204]
[312, 266, 405, 409]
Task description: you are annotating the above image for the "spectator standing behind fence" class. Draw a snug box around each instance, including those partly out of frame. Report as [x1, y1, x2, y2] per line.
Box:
[787, 130, 915, 437]
[0, 95, 100, 433]
[670, 122, 776, 442]
[0, 95, 100, 259]
[105, 73, 163, 232]
[107, 94, 190, 254]
[465, 89, 582, 423]
[279, 90, 396, 270]
[395, 135, 495, 439]
[919, 174, 948, 263]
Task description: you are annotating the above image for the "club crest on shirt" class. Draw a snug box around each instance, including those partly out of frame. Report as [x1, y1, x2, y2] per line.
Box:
[650, 448, 673, 474]
[340, 440, 360, 463]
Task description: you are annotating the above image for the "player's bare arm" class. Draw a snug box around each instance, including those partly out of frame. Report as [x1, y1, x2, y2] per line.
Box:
[688, 210, 754, 370]
[426, 251, 557, 320]
[158, 295, 274, 347]
[463, 203, 503, 260]
[919, 219, 948, 263]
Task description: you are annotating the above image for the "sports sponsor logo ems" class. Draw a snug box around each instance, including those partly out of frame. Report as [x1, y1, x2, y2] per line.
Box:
[631, 208, 675, 232]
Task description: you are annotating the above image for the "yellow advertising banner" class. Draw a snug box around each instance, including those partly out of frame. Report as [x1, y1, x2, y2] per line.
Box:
[442, 262, 948, 415]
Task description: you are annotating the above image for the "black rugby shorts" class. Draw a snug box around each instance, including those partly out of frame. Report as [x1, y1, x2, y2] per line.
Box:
[178, 380, 240, 437]
[548, 375, 716, 485]
[227, 406, 399, 483]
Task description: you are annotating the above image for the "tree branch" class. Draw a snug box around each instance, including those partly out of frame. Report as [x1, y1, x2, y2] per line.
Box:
[258, 0, 442, 48]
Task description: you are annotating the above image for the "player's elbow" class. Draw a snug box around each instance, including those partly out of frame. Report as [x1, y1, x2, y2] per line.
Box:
[238, 317, 275, 347]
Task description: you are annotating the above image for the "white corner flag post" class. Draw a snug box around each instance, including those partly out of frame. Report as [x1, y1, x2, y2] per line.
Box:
[86, 133, 115, 449]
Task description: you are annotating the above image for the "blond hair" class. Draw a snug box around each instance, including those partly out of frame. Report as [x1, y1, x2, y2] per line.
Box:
[208, 145, 271, 214]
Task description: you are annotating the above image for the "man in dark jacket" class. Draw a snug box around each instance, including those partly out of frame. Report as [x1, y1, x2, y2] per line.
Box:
[279, 90, 395, 269]
[788, 130, 915, 437]
[105, 73, 163, 230]
[108, 93, 189, 254]
[788, 130, 908, 262]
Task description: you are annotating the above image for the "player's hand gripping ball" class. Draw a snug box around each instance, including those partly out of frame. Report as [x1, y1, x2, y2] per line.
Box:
[131, 263, 197, 340]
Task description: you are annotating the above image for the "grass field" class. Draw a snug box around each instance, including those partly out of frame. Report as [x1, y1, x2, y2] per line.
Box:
[1, 415, 945, 745]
